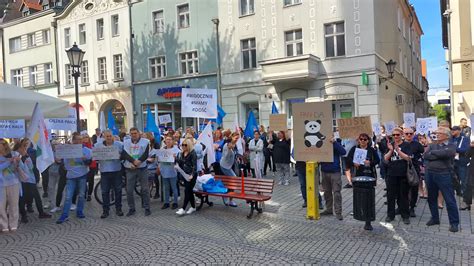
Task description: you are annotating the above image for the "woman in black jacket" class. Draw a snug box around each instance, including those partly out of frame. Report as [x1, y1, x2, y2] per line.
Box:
[175, 138, 197, 216]
[460, 143, 474, 211]
[346, 133, 380, 179]
[272, 131, 291, 185]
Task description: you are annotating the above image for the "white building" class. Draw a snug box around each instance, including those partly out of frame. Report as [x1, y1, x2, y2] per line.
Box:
[55, 0, 132, 135]
[218, 0, 425, 129]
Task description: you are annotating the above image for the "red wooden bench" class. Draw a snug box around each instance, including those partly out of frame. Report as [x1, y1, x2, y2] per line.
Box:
[194, 175, 275, 219]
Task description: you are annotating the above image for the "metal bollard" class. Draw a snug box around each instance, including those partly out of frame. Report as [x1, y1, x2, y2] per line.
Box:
[306, 161, 320, 220]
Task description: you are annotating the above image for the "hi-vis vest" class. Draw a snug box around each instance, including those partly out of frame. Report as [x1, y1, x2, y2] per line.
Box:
[123, 138, 150, 169]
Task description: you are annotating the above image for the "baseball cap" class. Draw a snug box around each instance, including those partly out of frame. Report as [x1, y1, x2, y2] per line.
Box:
[451, 126, 461, 131]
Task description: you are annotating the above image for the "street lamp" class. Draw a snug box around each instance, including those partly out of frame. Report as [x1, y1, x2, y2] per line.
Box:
[211, 18, 222, 109]
[379, 59, 397, 85]
[65, 43, 85, 132]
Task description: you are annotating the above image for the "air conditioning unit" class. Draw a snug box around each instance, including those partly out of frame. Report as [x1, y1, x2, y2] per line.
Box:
[396, 94, 405, 105]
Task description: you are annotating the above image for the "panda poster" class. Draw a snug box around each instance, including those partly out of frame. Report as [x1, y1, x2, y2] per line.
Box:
[293, 102, 334, 163]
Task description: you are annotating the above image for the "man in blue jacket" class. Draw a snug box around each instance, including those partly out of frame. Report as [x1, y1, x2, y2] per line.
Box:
[320, 137, 347, 220]
[451, 126, 470, 198]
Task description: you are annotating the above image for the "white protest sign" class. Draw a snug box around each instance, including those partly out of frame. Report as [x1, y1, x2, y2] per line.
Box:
[384, 121, 397, 135]
[403, 113, 416, 128]
[158, 114, 172, 125]
[0, 120, 25, 138]
[416, 117, 438, 135]
[92, 146, 120, 161]
[372, 121, 381, 136]
[45, 107, 77, 131]
[156, 149, 175, 163]
[54, 144, 83, 159]
[181, 88, 217, 119]
[353, 148, 368, 165]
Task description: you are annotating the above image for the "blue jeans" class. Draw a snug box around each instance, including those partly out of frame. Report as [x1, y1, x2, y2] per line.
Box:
[425, 172, 459, 226]
[454, 159, 469, 196]
[62, 175, 87, 217]
[296, 166, 306, 202]
[163, 177, 178, 204]
[221, 167, 236, 177]
[100, 171, 122, 212]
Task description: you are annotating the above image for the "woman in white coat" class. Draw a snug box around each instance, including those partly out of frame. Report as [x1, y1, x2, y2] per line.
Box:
[249, 131, 264, 178]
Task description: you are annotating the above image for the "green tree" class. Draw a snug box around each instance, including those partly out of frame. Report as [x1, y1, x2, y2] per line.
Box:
[433, 104, 449, 121]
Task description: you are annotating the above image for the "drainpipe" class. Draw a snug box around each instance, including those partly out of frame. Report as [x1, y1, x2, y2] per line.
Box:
[1, 28, 6, 83]
[52, 20, 61, 96]
[212, 18, 222, 108]
[444, 3, 454, 124]
[128, 0, 137, 128]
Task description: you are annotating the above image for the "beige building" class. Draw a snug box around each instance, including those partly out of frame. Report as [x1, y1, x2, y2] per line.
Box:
[218, 0, 426, 129]
[55, 0, 132, 135]
[441, 0, 474, 125]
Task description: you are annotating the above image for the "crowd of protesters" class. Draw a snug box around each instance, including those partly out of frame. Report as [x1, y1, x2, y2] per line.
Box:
[0, 118, 472, 233]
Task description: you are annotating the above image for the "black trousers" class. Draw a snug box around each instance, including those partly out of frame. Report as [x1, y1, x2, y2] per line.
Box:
[41, 169, 49, 194]
[212, 162, 223, 175]
[19, 182, 45, 217]
[409, 185, 418, 209]
[463, 171, 473, 205]
[182, 174, 197, 209]
[264, 153, 276, 175]
[387, 175, 410, 219]
[86, 169, 97, 196]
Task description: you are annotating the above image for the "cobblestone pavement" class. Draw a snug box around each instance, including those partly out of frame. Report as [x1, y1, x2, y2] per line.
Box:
[0, 173, 473, 264]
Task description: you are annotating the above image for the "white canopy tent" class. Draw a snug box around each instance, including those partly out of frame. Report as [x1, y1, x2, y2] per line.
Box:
[0, 83, 69, 120]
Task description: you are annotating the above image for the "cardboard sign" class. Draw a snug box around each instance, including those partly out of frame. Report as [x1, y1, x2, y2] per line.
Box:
[181, 88, 217, 118]
[92, 146, 120, 161]
[353, 148, 368, 165]
[403, 113, 416, 128]
[0, 119, 25, 138]
[337, 116, 372, 139]
[158, 114, 172, 125]
[54, 144, 83, 159]
[384, 121, 397, 135]
[293, 101, 333, 162]
[45, 107, 77, 131]
[269, 114, 288, 131]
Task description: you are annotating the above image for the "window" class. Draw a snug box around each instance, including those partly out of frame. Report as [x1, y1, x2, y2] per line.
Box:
[177, 4, 190, 29]
[149, 56, 166, 79]
[43, 29, 51, 44]
[285, 29, 303, 57]
[65, 64, 73, 86]
[113, 54, 123, 80]
[44, 63, 53, 84]
[397, 7, 401, 30]
[399, 48, 403, 73]
[240, 0, 254, 16]
[324, 22, 345, 57]
[111, 15, 119, 36]
[27, 33, 36, 47]
[97, 19, 104, 40]
[64, 28, 71, 48]
[9, 37, 21, 53]
[404, 55, 407, 77]
[284, 0, 302, 6]
[29, 66, 39, 86]
[179, 51, 199, 75]
[402, 18, 406, 38]
[241, 38, 257, 69]
[152, 10, 164, 33]
[11, 69, 23, 87]
[79, 24, 86, 45]
[81, 61, 89, 84]
[98, 57, 107, 81]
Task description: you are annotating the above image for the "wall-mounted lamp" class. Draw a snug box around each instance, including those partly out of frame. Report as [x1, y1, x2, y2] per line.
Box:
[380, 59, 397, 86]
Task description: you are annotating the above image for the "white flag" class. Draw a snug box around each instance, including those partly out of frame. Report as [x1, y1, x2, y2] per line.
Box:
[197, 122, 215, 168]
[99, 111, 106, 131]
[27, 103, 54, 173]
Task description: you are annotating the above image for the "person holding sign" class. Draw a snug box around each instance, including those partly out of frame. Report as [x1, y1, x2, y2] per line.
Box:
[175, 139, 197, 215]
[94, 130, 124, 219]
[158, 136, 179, 210]
[346, 133, 380, 179]
[383, 128, 412, 225]
[0, 138, 21, 232]
[56, 133, 92, 224]
[122, 128, 151, 217]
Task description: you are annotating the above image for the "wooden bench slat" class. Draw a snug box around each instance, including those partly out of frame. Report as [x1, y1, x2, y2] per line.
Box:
[196, 191, 271, 201]
[215, 177, 274, 184]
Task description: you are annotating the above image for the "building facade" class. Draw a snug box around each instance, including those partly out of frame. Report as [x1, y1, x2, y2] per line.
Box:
[131, 0, 218, 131]
[441, 0, 474, 125]
[218, 0, 425, 129]
[55, 0, 132, 135]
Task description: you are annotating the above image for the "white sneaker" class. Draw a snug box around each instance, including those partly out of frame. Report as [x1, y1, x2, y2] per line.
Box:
[50, 207, 60, 213]
[175, 208, 186, 215]
[278, 181, 283, 185]
[70, 204, 77, 211]
[186, 207, 196, 214]
[284, 181, 290, 186]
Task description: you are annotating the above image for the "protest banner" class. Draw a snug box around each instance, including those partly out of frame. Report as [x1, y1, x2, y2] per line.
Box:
[269, 114, 287, 131]
[384, 121, 397, 135]
[54, 144, 83, 159]
[92, 146, 120, 161]
[0, 119, 25, 138]
[45, 107, 77, 131]
[403, 113, 416, 128]
[337, 116, 372, 139]
[353, 148, 368, 165]
[293, 101, 333, 162]
[158, 114, 172, 125]
[181, 88, 217, 118]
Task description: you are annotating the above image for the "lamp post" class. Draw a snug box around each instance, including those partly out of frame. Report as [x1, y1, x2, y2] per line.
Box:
[66, 43, 85, 133]
[379, 59, 397, 85]
[211, 18, 222, 108]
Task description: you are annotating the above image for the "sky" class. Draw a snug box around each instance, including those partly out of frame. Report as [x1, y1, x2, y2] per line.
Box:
[411, 0, 448, 94]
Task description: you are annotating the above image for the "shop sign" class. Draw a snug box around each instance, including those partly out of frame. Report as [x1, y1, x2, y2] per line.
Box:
[157, 86, 189, 99]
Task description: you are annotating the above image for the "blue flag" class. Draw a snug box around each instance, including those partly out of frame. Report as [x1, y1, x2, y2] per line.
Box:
[244, 111, 258, 138]
[107, 109, 119, 135]
[144, 106, 161, 143]
[210, 105, 227, 125]
[272, 101, 279, 114]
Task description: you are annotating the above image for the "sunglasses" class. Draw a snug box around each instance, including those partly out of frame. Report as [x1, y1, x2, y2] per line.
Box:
[359, 138, 368, 141]
[181, 144, 188, 147]
[392, 134, 401, 136]
[404, 133, 413, 135]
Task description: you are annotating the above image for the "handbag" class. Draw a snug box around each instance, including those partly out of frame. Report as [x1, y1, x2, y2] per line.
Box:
[406, 159, 419, 186]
